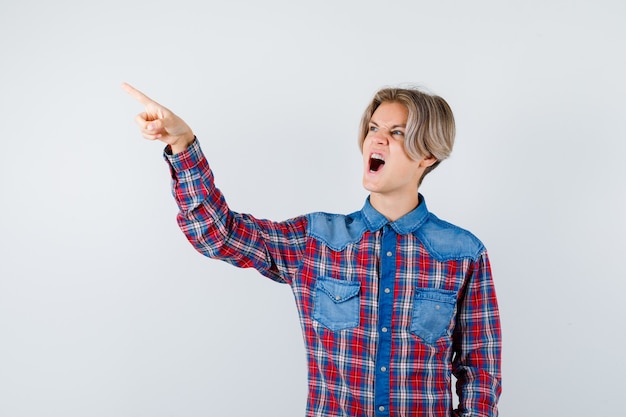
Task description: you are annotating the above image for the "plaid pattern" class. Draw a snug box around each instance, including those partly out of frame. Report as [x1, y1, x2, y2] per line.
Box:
[165, 139, 501, 417]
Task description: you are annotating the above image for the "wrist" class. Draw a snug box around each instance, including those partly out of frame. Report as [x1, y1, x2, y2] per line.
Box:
[170, 133, 195, 154]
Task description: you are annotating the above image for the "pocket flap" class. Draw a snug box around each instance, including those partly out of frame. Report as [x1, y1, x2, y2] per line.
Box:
[317, 277, 361, 304]
[415, 288, 456, 304]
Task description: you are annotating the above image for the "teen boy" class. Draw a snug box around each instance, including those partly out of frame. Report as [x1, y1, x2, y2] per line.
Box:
[123, 83, 502, 417]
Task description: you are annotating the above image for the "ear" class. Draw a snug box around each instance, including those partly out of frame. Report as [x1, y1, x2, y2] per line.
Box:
[418, 155, 438, 168]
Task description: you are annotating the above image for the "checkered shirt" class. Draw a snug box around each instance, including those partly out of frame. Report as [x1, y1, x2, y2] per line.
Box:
[164, 139, 501, 417]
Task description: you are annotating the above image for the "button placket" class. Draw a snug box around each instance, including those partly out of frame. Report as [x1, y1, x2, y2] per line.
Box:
[375, 226, 396, 416]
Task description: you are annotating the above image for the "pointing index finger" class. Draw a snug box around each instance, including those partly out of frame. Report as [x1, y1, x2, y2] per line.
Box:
[122, 82, 156, 106]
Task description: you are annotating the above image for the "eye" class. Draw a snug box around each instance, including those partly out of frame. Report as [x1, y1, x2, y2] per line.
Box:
[369, 125, 378, 132]
[391, 130, 404, 137]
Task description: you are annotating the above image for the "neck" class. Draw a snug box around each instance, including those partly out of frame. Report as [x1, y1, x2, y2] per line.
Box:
[369, 191, 420, 222]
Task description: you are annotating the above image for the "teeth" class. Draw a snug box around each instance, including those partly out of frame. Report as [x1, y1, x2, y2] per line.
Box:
[371, 153, 384, 161]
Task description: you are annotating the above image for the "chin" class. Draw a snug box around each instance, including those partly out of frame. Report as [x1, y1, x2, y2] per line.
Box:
[362, 179, 380, 194]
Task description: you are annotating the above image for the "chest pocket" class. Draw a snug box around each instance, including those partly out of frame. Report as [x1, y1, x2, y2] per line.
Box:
[410, 288, 457, 345]
[313, 277, 361, 331]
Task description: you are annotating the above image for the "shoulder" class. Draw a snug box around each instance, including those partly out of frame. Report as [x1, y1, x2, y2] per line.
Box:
[306, 211, 368, 251]
[416, 213, 486, 262]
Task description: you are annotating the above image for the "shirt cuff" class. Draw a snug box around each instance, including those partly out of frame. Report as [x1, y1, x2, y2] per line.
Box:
[163, 137, 204, 172]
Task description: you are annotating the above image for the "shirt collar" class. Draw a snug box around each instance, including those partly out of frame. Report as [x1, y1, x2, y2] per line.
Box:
[362, 194, 430, 235]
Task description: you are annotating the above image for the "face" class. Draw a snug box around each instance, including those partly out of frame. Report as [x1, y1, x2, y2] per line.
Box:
[362, 101, 435, 201]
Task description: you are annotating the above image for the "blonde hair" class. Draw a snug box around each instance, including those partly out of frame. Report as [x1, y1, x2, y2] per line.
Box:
[358, 87, 456, 185]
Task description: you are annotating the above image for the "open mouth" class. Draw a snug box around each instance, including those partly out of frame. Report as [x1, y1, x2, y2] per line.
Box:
[369, 153, 385, 172]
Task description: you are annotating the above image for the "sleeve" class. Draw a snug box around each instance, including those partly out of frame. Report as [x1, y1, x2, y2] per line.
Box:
[452, 251, 502, 417]
[163, 138, 308, 284]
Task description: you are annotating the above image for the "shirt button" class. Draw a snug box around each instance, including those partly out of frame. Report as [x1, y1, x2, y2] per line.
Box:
[435, 305, 440, 310]
[386, 251, 393, 257]
[379, 406, 385, 412]
[335, 295, 342, 301]
[381, 327, 388, 333]
[384, 288, 390, 294]
[381, 366, 387, 372]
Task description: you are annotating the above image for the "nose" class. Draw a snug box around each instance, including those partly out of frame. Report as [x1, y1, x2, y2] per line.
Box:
[370, 128, 390, 144]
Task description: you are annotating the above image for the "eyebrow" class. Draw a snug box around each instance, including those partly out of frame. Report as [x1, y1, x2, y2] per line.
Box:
[369, 121, 406, 129]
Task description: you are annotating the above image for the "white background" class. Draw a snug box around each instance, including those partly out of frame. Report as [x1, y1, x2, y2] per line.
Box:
[1, 1, 624, 416]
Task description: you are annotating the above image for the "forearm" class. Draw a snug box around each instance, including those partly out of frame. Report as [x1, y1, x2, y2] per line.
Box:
[165, 139, 266, 263]
[453, 361, 501, 416]
[164, 138, 307, 282]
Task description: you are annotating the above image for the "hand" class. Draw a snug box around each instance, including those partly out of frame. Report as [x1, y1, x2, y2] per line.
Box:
[122, 82, 195, 154]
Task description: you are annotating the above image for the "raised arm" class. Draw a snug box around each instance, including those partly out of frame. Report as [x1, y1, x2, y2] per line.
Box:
[122, 82, 308, 284]
[122, 82, 195, 154]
